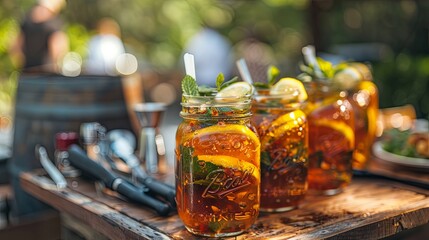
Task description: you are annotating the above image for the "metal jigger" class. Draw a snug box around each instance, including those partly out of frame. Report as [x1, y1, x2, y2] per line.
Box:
[134, 102, 166, 174]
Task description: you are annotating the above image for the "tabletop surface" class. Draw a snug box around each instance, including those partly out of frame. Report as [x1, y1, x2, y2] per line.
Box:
[20, 156, 429, 240]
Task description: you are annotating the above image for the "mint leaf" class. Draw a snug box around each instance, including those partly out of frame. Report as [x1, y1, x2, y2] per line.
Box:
[219, 76, 239, 90]
[216, 73, 224, 91]
[267, 65, 280, 86]
[198, 86, 217, 96]
[182, 75, 199, 96]
[253, 82, 270, 89]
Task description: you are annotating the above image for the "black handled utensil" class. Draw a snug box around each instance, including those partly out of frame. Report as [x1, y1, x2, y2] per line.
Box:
[67, 144, 171, 216]
[108, 130, 176, 208]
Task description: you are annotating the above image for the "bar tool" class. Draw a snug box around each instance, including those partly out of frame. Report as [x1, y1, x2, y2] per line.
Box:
[55, 132, 81, 177]
[107, 129, 176, 208]
[36, 145, 67, 189]
[134, 102, 166, 174]
[67, 144, 171, 216]
[80, 122, 106, 163]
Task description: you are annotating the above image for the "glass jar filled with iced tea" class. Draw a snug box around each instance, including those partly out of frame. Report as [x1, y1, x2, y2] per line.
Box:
[304, 80, 355, 195]
[176, 92, 260, 237]
[340, 63, 379, 170]
[251, 78, 308, 212]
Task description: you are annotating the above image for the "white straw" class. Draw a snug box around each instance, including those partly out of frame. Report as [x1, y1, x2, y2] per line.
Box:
[236, 58, 253, 84]
[302, 45, 323, 78]
[184, 53, 196, 80]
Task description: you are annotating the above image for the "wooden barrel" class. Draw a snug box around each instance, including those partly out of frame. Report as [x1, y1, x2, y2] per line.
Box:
[9, 74, 132, 217]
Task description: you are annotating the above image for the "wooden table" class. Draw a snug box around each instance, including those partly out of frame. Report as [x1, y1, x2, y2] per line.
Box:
[20, 158, 429, 240]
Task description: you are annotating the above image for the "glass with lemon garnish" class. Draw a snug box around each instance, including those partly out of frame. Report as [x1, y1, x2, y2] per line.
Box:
[300, 58, 355, 195]
[175, 75, 260, 237]
[251, 74, 309, 212]
[337, 62, 379, 170]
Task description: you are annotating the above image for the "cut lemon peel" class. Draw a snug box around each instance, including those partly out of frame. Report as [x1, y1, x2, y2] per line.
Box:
[312, 119, 355, 148]
[184, 124, 260, 148]
[260, 110, 306, 149]
[197, 154, 260, 180]
[215, 82, 254, 99]
[269, 77, 308, 101]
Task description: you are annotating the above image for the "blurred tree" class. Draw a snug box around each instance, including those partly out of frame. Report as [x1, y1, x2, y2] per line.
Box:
[0, 0, 428, 118]
[311, 0, 429, 118]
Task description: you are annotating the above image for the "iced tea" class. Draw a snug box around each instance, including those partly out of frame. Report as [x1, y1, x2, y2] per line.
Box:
[252, 87, 308, 212]
[176, 94, 260, 237]
[305, 81, 355, 195]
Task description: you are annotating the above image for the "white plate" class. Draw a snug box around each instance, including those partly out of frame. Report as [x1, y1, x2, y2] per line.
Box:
[372, 141, 429, 169]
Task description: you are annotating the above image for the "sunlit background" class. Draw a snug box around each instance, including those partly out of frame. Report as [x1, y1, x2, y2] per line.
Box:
[0, 0, 428, 132]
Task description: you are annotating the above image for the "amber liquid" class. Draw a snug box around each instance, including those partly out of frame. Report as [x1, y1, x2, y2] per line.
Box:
[176, 121, 260, 237]
[252, 108, 308, 211]
[306, 95, 355, 195]
[348, 81, 379, 170]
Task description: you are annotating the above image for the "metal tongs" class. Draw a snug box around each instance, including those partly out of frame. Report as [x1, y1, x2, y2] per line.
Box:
[36, 145, 67, 189]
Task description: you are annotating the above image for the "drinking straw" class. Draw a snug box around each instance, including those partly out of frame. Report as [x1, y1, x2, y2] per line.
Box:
[184, 53, 196, 80]
[236, 58, 254, 84]
[302, 45, 324, 79]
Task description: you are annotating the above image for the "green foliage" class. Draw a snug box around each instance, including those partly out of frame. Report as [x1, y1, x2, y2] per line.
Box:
[0, 0, 428, 120]
[181, 75, 199, 96]
[382, 129, 417, 158]
[267, 65, 280, 86]
[216, 73, 224, 91]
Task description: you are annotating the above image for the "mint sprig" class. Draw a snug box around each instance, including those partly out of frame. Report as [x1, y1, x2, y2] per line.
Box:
[182, 75, 199, 96]
[219, 76, 239, 90]
[267, 65, 280, 86]
[216, 73, 224, 91]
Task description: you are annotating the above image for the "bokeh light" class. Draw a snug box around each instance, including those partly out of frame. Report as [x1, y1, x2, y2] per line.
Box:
[116, 53, 138, 75]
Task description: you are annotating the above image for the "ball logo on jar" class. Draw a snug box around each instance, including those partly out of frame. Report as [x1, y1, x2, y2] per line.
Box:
[268, 144, 306, 173]
[202, 167, 255, 198]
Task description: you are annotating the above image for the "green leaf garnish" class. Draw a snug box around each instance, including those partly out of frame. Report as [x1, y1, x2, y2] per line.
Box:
[180, 145, 220, 182]
[219, 76, 239, 90]
[182, 75, 199, 96]
[216, 73, 224, 91]
[253, 82, 270, 89]
[198, 86, 217, 96]
[267, 65, 280, 86]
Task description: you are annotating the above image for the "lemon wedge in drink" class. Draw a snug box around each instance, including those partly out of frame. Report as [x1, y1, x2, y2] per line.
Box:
[215, 82, 253, 99]
[183, 124, 260, 148]
[260, 110, 307, 150]
[270, 77, 308, 101]
[333, 67, 362, 90]
[197, 155, 260, 180]
[312, 119, 355, 148]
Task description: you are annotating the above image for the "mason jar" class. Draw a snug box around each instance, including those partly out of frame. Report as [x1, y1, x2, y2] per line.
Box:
[251, 89, 308, 212]
[304, 80, 355, 195]
[175, 94, 260, 237]
[345, 63, 379, 170]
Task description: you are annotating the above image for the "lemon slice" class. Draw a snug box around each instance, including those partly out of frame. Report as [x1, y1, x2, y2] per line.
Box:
[215, 82, 253, 98]
[312, 119, 355, 148]
[183, 124, 260, 148]
[260, 110, 306, 149]
[270, 77, 308, 101]
[197, 155, 260, 180]
[333, 67, 362, 90]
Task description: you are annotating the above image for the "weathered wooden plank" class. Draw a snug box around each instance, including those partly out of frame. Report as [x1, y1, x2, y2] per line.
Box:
[20, 170, 429, 240]
[20, 172, 171, 240]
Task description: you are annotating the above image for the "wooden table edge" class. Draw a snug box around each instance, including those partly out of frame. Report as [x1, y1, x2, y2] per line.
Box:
[19, 172, 172, 240]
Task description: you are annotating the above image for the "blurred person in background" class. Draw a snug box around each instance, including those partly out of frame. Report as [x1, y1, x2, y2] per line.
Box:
[84, 17, 126, 76]
[184, 27, 233, 86]
[9, 0, 68, 74]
